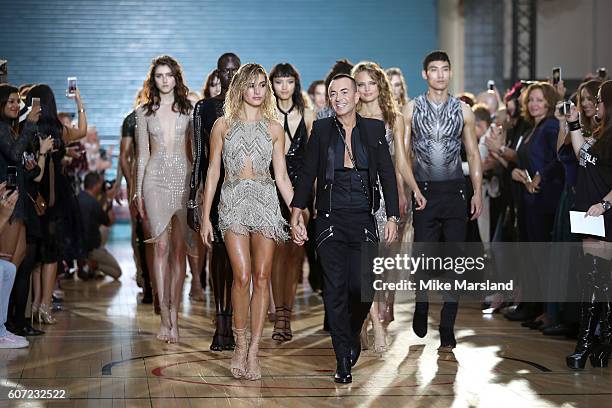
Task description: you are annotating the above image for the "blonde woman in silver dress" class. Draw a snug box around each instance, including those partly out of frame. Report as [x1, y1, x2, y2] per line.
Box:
[200, 63, 302, 380]
[135, 55, 195, 344]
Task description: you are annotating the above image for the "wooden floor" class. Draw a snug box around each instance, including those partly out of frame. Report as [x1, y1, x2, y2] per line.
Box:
[2, 240, 612, 408]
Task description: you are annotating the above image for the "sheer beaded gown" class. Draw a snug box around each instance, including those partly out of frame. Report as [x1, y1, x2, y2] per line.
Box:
[135, 104, 196, 341]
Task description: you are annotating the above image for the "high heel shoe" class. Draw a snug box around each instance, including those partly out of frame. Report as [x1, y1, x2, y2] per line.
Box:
[230, 327, 248, 379]
[282, 307, 293, 341]
[31, 304, 40, 325]
[222, 313, 235, 351]
[168, 305, 179, 344]
[360, 317, 369, 350]
[157, 302, 172, 342]
[244, 334, 261, 381]
[371, 317, 387, 353]
[38, 304, 56, 325]
[567, 255, 600, 370]
[272, 307, 286, 342]
[210, 313, 224, 351]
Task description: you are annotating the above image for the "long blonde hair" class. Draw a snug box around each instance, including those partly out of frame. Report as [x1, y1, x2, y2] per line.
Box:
[352, 61, 401, 129]
[386, 67, 408, 108]
[224, 63, 276, 126]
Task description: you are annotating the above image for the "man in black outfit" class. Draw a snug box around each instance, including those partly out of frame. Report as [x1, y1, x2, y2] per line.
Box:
[290, 74, 400, 384]
[186, 53, 241, 351]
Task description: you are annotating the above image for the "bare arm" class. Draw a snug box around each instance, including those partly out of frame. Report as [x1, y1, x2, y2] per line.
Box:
[134, 107, 149, 217]
[119, 137, 133, 193]
[201, 118, 226, 222]
[462, 104, 483, 219]
[62, 89, 88, 142]
[400, 101, 426, 210]
[270, 121, 294, 208]
[565, 106, 585, 158]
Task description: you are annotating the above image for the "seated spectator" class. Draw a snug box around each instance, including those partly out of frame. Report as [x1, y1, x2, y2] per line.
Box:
[77, 172, 121, 280]
[0, 182, 28, 348]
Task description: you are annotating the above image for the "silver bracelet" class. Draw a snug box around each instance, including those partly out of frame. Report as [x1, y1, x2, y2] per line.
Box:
[186, 199, 199, 209]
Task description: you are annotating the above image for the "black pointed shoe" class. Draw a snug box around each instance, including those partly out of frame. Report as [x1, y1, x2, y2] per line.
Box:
[334, 357, 352, 384]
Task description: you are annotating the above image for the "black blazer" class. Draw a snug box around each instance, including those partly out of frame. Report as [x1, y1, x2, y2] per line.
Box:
[291, 114, 399, 217]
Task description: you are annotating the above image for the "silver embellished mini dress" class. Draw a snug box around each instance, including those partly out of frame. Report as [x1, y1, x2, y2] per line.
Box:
[218, 119, 288, 242]
[135, 105, 196, 250]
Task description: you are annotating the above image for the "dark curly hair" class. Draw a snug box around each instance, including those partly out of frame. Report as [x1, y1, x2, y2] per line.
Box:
[142, 55, 192, 116]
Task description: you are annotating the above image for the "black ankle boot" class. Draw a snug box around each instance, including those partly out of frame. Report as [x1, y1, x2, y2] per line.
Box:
[334, 357, 352, 383]
[413, 302, 428, 338]
[567, 255, 600, 370]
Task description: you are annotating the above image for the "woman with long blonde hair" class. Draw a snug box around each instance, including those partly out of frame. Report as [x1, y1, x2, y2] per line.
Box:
[352, 61, 408, 353]
[200, 63, 302, 380]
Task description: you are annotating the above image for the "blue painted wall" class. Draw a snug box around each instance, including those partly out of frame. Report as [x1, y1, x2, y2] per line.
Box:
[0, 0, 437, 142]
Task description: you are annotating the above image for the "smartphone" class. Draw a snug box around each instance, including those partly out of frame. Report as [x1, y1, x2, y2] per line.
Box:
[31, 97, 40, 111]
[6, 166, 17, 192]
[66, 77, 77, 97]
[559, 101, 572, 116]
[598, 67, 607, 80]
[552, 67, 561, 85]
[487, 80, 495, 91]
[524, 169, 532, 184]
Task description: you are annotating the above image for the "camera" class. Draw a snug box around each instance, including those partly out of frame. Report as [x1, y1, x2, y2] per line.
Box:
[559, 101, 572, 116]
[487, 80, 495, 91]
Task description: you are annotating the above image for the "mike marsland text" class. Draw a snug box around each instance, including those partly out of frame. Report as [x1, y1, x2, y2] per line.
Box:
[372, 279, 514, 291]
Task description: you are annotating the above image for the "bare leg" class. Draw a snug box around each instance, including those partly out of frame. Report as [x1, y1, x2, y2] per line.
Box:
[271, 242, 288, 341]
[369, 298, 387, 353]
[0, 221, 25, 268]
[245, 233, 276, 380]
[152, 228, 171, 341]
[282, 242, 304, 340]
[188, 239, 205, 301]
[224, 231, 252, 378]
[168, 216, 187, 343]
[31, 264, 42, 319]
[39, 262, 57, 324]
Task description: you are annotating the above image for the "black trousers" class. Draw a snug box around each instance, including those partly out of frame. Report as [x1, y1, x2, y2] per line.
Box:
[413, 180, 467, 330]
[315, 209, 377, 359]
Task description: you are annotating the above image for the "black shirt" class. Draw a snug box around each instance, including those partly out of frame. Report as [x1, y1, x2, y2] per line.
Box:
[332, 123, 370, 210]
[575, 139, 612, 241]
[77, 190, 110, 252]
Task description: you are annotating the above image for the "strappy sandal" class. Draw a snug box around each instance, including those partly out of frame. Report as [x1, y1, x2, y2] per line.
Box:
[272, 307, 287, 342]
[281, 307, 293, 341]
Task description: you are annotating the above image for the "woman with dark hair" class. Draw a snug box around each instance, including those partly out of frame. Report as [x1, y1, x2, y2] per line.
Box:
[134, 55, 195, 343]
[307, 80, 326, 112]
[544, 80, 602, 336]
[202, 69, 221, 99]
[565, 80, 612, 369]
[0, 84, 40, 268]
[25, 83, 87, 325]
[200, 63, 301, 380]
[269, 62, 314, 342]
